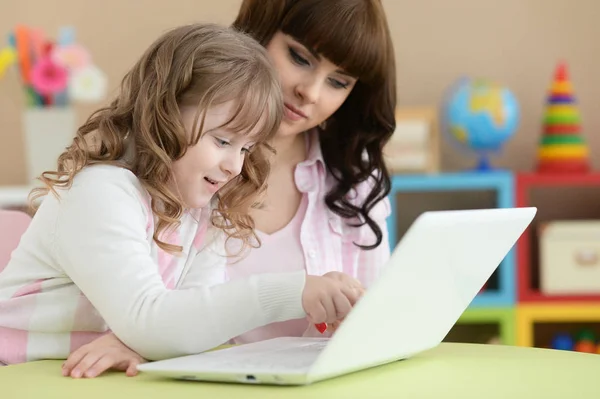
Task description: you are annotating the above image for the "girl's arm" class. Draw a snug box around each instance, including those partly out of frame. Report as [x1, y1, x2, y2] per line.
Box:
[62, 332, 146, 378]
[177, 229, 230, 290]
[54, 175, 307, 361]
[62, 228, 246, 378]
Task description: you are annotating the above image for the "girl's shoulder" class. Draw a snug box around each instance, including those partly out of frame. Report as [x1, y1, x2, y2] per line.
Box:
[72, 165, 148, 198]
[73, 164, 144, 191]
[49, 164, 152, 222]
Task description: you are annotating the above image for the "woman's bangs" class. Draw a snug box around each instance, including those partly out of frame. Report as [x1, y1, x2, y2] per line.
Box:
[281, 0, 389, 83]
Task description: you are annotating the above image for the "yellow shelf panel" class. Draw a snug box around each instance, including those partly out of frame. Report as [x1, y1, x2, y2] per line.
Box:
[517, 304, 600, 347]
[518, 304, 600, 320]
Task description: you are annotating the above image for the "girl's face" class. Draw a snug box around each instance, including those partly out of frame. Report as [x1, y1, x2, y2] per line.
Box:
[172, 101, 257, 209]
[265, 31, 357, 137]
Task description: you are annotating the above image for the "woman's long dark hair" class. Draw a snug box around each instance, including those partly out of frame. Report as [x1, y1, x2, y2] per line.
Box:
[233, 0, 397, 249]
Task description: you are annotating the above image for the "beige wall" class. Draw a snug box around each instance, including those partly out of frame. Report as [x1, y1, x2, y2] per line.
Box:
[1, 0, 599, 185]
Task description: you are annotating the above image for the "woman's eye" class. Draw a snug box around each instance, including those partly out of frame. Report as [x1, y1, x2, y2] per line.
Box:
[289, 47, 309, 66]
[329, 78, 349, 89]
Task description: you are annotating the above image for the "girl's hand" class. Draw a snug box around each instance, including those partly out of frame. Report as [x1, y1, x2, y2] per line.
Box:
[62, 333, 146, 378]
[322, 271, 365, 298]
[329, 318, 345, 333]
[302, 271, 364, 324]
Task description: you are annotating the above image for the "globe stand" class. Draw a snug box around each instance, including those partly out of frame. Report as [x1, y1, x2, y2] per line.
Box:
[472, 152, 503, 172]
[475, 154, 493, 172]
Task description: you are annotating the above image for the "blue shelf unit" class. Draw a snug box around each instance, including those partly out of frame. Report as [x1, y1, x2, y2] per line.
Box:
[386, 170, 516, 308]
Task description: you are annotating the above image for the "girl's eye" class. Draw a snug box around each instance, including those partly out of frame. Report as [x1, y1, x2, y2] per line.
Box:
[215, 137, 230, 147]
[289, 47, 309, 66]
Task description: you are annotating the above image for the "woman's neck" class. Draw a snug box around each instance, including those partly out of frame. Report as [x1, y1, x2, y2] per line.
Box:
[270, 132, 307, 167]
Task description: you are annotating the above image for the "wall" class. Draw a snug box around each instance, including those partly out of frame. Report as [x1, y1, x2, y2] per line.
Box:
[1, 0, 599, 185]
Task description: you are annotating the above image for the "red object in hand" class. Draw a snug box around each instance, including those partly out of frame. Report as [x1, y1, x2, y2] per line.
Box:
[315, 323, 327, 334]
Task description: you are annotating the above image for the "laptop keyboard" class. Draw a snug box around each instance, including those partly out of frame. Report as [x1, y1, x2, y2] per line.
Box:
[201, 339, 329, 371]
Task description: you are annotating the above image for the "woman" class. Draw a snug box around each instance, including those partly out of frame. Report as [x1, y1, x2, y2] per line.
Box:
[226, 0, 396, 343]
[63, 0, 397, 377]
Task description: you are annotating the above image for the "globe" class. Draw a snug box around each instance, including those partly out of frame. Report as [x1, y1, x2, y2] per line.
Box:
[442, 77, 520, 171]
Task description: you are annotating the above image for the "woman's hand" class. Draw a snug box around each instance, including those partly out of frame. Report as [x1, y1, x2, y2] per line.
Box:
[62, 333, 146, 378]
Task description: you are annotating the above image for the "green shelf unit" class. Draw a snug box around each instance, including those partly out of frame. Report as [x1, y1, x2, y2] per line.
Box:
[444, 307, 516, 346]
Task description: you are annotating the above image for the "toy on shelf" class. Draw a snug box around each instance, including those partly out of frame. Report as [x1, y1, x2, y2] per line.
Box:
[487, 336, 502, 345]
[550, 329, 598, 353]
[441, 77, 519, 172]
[535, 61, 590, 174]
[550, 332, 574, 350]
[539, 220, 600, 295]
[576, 328, 595, 342]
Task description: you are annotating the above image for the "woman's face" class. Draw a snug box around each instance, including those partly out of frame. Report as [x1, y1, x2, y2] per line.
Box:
[265, 31, 357, 137]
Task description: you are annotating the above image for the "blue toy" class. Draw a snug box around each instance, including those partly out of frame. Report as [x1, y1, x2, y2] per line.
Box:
[550, 333, 575, 351]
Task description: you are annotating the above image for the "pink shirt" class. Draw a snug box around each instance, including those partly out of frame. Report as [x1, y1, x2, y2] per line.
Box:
[227, 195, 309, 343]
[227, 130, 392, 343]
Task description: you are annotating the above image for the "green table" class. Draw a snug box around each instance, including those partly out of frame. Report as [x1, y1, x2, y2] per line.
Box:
[2, 343, 599, 398]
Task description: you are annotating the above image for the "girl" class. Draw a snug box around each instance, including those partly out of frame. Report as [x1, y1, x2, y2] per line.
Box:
[64, 0, 396, 376]
[0, 23, 362, 372]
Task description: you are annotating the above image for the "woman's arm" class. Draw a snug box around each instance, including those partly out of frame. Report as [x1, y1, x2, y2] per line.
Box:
[53, 175, 306, 361]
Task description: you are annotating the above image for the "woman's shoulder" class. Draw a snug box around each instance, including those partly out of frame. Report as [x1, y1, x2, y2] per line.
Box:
[323, 168, 390, 219]
[352, 176, 391, 223]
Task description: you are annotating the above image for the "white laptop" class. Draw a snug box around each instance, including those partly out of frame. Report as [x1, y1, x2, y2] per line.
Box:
[137, 207, 536, 385]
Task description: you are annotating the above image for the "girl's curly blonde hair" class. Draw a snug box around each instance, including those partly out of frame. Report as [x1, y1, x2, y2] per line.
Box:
[29, 23, 283, 254]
